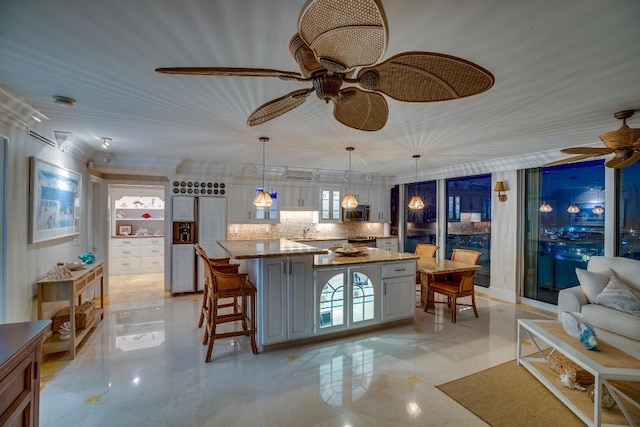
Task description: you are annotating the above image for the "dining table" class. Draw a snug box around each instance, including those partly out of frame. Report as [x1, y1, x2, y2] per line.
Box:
[416, 257, 481, 308]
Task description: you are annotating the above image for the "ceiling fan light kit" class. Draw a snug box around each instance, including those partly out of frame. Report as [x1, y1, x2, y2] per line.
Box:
[155, 0, 494, 132]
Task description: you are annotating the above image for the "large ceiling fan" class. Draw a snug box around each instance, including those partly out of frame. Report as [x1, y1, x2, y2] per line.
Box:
[545, 109, 640, 169]
[155, 0, 494, 131]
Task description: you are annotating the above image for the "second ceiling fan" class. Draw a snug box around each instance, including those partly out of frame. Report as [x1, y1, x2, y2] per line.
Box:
[155, 0, 494, 131]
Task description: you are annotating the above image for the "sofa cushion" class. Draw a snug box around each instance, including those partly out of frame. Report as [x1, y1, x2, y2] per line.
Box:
[576, 268, 613, 304]
[596, 276, 640, 317]
[587, 256, 640, 293]
[582, 303, 640, 341]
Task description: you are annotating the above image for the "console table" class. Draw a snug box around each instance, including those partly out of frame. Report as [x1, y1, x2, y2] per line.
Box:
[0, 320, 51, 426]
[517, 319, 640, 426]
[36, 261, 104, 359]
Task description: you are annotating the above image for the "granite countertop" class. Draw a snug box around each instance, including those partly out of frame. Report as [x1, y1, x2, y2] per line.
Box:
[314, 247, 418, 267]
[217, 239, 327, 259]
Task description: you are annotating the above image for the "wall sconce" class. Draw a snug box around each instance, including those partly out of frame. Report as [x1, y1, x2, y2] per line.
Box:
[494, 181, 507, 202]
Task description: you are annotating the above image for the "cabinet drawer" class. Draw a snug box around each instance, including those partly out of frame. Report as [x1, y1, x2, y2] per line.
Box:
[112, 238, 140, 247]
[140, 237, 164, 246]
[381, 261, 415, 278]
[141, 245, 164, 257]
[141, 256, 164, 269]
[111, 258, 141, 270]
[112, 246, 141, 258]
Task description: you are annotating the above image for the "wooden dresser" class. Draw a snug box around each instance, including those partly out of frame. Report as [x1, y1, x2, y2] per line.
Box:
[0, 320, 51, 427]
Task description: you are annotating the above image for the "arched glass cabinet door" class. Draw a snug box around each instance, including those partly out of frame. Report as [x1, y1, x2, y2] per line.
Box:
[318, 271, 345, 330]
[351, 271, 375, 324]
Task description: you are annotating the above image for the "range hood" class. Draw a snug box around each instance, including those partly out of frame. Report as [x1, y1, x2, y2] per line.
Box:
[283, 170, 314, 181]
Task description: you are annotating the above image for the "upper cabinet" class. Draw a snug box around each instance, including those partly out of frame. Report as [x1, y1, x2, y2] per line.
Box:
[368, 190, 391, 223]
[281, 185, 319, 211]
[227, 184, 279, 223]
[319, 188, 342, 222]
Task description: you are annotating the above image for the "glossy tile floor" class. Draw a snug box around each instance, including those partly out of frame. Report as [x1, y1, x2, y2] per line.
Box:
[40, 274, 552, 427]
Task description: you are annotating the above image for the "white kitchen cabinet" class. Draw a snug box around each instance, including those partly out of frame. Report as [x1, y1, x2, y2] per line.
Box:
[319, 188, 342, 222]
[249, 256, 314, 346]
[110, 237, 165, 275]
[227, 184, 279, 223]
[172, 196, 195, 221]
[381, 261, 416, 321]
[171, 245, 195, 294]
[376, 237, 398, 251]
[281, 185, 318, 210]
[368, 190, 391, 222]
[315, 264, 381, 335]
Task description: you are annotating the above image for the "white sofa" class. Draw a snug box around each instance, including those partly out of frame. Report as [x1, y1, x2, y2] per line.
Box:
[557, 256, 640, 355]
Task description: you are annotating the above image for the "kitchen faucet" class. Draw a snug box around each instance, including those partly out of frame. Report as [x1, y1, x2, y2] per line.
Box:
[302, 227, 310, 238]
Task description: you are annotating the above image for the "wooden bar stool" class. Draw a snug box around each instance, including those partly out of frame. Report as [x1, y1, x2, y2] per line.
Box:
[195, 244, 240, 328]
[196, 246, 258, 362]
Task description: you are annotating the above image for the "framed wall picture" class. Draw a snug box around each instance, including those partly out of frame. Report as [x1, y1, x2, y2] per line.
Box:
[29, 156, 82, 243]
[117, 224, 133, 236]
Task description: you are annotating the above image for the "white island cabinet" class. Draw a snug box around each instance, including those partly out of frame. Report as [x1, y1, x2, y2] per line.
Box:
[248, 256, 314, 345]
[217, 239, 418, 351]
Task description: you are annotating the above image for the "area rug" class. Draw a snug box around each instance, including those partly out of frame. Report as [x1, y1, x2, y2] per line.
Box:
[436, 360, 584, 427]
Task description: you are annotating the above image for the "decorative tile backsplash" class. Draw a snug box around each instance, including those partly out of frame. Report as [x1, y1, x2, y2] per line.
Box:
[228, 211, 385, 240]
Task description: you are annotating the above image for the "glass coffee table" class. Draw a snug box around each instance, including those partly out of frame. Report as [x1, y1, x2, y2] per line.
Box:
[517, 319, 640, 426]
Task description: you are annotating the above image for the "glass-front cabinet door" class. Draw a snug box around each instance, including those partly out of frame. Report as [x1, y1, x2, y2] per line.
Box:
[315, 265, 381, 334]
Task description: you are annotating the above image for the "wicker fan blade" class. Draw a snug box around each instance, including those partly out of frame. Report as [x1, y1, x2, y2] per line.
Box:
[298, 0, 388, 72]
[247, 88, 314, 126]
[155, 67, 305, 80]
[606, 151, 640, 168]
[333, 87, 388, 131]
[543, 154, 601, 167]
[560, 147, 615, 155]
[356, 52, 494, 102]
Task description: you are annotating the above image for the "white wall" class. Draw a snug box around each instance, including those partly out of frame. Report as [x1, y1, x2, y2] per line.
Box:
[1, 117, 91, 322]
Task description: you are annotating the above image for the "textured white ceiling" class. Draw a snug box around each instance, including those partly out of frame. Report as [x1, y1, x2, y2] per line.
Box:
[1, 0, 639, 182]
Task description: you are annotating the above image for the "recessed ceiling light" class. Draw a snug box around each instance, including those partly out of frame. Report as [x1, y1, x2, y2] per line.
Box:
[53, 95, 76, 106]
[101, 137, 112, 149]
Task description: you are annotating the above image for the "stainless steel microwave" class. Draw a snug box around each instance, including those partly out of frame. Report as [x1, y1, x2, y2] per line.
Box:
[342, 205, 370, 222]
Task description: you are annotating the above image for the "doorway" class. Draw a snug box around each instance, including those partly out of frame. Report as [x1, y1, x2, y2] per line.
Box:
[108, 184, 166, 300]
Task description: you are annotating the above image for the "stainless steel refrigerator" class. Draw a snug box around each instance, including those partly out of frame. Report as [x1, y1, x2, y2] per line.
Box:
[171, 195, 227, 294]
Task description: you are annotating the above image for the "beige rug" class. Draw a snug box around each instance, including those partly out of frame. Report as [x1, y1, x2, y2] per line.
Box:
[437, 360, 585, 427]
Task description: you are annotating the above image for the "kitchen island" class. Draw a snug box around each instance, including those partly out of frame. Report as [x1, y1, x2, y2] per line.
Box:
[217, 239, 418, 350]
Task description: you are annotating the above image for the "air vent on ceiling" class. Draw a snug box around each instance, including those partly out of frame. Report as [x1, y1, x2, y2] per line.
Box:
[28, 129, 56, 149]
[283, 170, 314, 181]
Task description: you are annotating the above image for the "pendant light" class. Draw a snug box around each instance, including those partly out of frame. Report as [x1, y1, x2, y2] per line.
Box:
[539, 170, 553, 212]
[341, 147, 358, 209]
[592, 180, 604, 215]
[408, 154, 425, 210]
[567, 176, 580, 214]
[253, 137, 273, 208]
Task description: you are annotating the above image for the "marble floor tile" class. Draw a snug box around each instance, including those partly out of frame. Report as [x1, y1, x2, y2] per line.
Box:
[40, 273, 552, 427]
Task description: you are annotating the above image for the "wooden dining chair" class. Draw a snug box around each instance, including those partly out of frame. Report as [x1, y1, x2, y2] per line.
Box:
[414, 244, 440, 290]
[450, 249, 482, 281]
[427, 271, 478, 323]
[194, 244, 240, 328]
[195, 245, 258, 362]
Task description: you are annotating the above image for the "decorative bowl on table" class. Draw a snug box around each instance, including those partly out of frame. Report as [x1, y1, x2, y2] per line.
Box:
[64, 261, 85, 271]
[329, 245, 366, 256]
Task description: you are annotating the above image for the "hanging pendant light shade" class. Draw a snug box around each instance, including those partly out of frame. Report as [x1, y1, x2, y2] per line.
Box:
[254, 137, 273, 208]
[341, 147, 359, 209]
[539, 201, 553, 213]
[592, 181, 604, 214]
[408, 154, 425, 210]
[567, 176, 580, 213]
